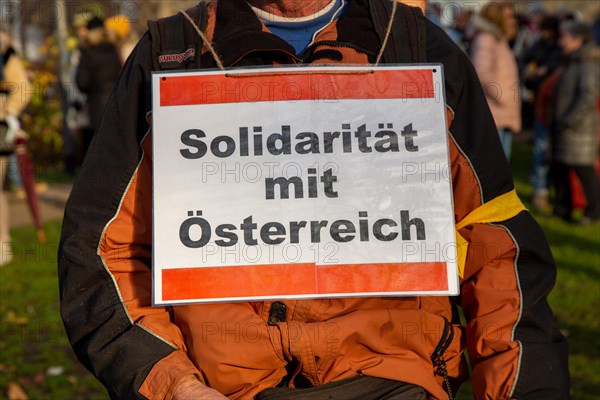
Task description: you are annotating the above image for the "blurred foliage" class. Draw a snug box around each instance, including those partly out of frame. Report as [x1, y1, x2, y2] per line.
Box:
[20, 37, 64, 170]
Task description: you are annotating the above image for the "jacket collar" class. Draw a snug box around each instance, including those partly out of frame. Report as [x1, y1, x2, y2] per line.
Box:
[209, 0, 381, 67]
[212, 0, 299, 66]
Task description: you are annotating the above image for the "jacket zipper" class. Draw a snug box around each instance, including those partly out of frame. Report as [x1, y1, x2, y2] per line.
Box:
[430, 316, 455, 400]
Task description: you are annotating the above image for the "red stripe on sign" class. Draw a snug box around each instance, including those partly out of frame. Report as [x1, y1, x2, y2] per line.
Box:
[162, 262, 448, 301]
[160, 69, 435, 106]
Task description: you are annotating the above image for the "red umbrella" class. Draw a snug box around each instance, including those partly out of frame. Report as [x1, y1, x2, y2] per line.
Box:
[14, 137, 46, 244]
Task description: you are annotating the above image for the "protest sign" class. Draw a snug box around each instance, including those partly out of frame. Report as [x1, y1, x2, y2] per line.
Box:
[152, 65, 458, 305]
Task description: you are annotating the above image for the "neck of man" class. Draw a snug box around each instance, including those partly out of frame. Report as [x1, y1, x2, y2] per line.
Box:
[246, 0, 333, 17]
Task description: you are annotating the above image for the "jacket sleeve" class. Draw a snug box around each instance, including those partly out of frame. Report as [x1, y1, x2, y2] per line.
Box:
[59, 33, 202, 400]
[425, 21, 570, 400]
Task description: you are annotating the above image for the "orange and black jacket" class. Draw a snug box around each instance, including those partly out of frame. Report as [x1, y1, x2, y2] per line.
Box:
[58, 1, 569, 399]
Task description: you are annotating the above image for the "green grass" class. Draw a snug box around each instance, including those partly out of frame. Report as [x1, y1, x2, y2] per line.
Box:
[0, 221, 108, 399]
[0, 141, 598, 399]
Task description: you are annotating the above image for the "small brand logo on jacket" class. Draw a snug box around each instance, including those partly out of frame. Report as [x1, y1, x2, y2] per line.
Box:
[158, 48, 196, 68]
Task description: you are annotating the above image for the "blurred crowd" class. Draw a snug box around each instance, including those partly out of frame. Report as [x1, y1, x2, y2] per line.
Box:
[427, 1, 600, 225]
[1, 10, 138, 266]
[64, 11, 137, 173]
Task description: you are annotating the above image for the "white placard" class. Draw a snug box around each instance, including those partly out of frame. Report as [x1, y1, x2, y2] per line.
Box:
[152, 65, 458, 305]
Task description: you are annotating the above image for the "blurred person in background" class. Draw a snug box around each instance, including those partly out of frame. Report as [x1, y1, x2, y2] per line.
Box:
[105, 15, 138, 64]
[0, 31, 33, 266]
[470, 1, 521, 160]
[0, 32, 26, 199]
[551, 21, 600, 225]
[512, 2, 545, 60]
[446, 5, 473, 53]
[594, 12, 600, 45]
[75, 16, 122, 158]
[425, 1, 445, 29]
[65, 11, 94, 171]
[520, 16, 563, 212]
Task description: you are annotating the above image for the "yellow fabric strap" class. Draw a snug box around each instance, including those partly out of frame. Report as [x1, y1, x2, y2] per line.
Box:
[455, 189, 527, 278]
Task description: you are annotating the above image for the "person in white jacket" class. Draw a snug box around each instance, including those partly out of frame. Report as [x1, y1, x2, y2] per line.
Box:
[0, 31, 33, 266]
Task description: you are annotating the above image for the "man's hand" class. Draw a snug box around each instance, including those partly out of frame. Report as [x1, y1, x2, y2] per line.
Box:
[172, 375, 228, 400]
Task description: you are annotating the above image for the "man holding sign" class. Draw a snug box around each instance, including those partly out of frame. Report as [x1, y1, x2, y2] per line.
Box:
[59, 1, 569, 399]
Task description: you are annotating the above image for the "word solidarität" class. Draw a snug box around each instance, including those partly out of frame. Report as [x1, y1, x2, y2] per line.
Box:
[180, 123, 420, 160]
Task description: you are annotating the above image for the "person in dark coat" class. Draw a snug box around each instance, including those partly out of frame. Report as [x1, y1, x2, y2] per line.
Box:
[75, 16, 122, 156]
[520, 16, 563, 212]
[521, 16, 562, 94]
[552, 21, 600, 224]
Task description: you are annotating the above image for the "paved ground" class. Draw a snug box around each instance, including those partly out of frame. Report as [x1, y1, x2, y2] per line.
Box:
[7, 183, 72, 229]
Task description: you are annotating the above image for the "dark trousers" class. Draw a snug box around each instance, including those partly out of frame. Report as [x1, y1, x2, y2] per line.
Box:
[554, 163, 600, 220]
[254, 376, 426, 400]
